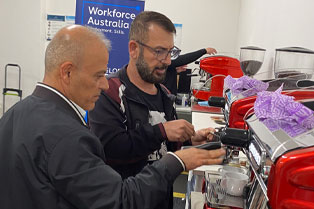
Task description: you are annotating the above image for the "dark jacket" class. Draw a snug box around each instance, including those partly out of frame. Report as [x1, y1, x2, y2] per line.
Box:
[163, 48, 207, 95]
[0, 84, 183, 209]
[89, 66, 179, 179]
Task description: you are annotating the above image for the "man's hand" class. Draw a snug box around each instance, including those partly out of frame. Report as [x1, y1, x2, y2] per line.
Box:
[191, 127, 216, 145]
[163, 119, 195, 142]
[175, 148, 225, 171]
[176, 64, 188, 73]
[205, 47, 217, 55]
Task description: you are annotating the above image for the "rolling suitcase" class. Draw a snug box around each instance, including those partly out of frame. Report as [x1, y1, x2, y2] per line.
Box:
[3, 63, 22, 114]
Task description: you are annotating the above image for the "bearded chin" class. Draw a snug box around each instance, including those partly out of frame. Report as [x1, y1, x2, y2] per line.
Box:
[154, 69, 166, 83]
[136, 57, 167, 84]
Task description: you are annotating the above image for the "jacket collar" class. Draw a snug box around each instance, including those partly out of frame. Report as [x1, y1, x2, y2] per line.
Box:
[32, 83, 87, 127]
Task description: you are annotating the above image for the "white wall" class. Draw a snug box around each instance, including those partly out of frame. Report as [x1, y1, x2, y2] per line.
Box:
[237, 0, 314, 79]
[145, 0, 240, 55]
[0, 0, 46, 115]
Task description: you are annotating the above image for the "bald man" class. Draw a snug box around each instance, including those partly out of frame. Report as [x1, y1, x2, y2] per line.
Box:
[0, 25, 225, 209]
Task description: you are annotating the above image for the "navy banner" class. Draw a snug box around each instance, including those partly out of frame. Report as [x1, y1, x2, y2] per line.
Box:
[75, 0, 145, 74]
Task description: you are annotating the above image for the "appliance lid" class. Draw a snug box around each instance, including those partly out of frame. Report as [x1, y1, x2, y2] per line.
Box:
[240, 46, 266, 51]
[276, 47, 314, 54]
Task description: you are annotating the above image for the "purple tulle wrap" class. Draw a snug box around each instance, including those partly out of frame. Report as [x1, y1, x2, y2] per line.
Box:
[254, 85, 314, 137]
[224, 75, 269, 97]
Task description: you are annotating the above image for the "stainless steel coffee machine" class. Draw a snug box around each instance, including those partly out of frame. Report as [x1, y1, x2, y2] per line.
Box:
[203, 100, 314, 209]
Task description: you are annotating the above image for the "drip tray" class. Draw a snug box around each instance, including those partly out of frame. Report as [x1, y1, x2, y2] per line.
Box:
[205, 172, 244, 208]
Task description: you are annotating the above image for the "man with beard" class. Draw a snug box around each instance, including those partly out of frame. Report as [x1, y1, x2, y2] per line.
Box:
[88, 12, 219, 207]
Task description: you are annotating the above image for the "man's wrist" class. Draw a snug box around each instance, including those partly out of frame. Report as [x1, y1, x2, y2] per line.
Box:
[167, 152, 186, 171]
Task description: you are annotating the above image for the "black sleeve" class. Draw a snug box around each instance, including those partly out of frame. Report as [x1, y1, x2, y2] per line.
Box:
[169, 48, 207, 68]
[48, 130, 183, 209]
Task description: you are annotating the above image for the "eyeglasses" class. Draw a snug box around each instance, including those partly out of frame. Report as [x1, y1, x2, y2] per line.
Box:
[136, 41, 181, 61]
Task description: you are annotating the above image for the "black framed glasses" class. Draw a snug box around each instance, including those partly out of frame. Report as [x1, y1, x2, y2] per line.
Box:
[136, 41, 181, 61]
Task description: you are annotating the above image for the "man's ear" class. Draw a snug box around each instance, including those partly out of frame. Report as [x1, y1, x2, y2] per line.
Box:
[129, 40, 139, 59]
[59, 61, 74, 84]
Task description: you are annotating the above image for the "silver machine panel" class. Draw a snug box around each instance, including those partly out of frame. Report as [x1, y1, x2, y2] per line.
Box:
[244, 114, 314, 209]
[246, 114, 314, 162]
[207, 80, 314, 209]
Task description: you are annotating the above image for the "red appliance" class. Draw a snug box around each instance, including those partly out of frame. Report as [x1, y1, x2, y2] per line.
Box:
[267, 146, 314, 209]
[204, 79, 314, 208]
[225, 89, 314, 129]
[203, 99, 314, 209]
[192, 56, 243, 101]
[244, 101, 314, 209]
[206, 78, 314, 129]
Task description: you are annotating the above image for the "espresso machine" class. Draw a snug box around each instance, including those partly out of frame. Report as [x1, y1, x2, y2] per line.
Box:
[201, 47, 314, 209]
[192, 56, 243, 101]
[202, 99, 314, 209]
[245, 105, 314, 209]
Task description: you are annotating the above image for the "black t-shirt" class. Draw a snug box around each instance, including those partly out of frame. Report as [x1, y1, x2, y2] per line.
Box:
[137, 87, 164, 113]
[124, 74, 164, 113]
[127, 81, 168, 161]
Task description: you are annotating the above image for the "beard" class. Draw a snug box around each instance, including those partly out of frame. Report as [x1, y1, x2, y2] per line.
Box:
[136, 50, 168, 84]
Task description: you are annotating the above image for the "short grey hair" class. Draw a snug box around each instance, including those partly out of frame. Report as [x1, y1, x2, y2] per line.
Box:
[45, 25, 111, 73]
[86, 26, 112, 51]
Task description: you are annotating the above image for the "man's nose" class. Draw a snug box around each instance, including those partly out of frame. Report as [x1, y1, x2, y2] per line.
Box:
[161, 53, 172, 65]
[99, 76, 109, 91]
